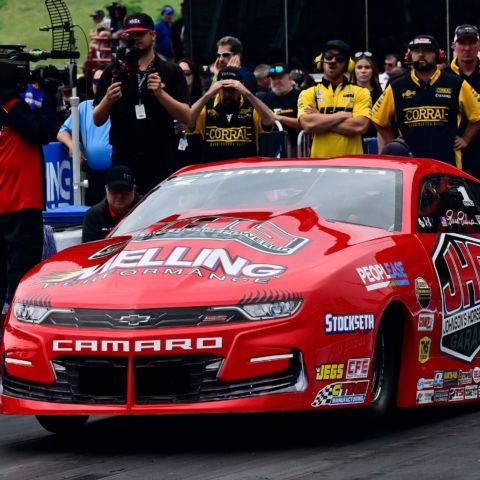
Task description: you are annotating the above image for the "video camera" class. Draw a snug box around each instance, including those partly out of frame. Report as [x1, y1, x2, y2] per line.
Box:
[0, 45, 79, 97]
[111, 34, 142, 82]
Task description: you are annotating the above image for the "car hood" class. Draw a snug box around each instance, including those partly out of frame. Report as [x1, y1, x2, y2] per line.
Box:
[16, 208, 390, 309]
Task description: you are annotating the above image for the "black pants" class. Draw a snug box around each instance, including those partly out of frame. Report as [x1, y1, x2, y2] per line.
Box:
[111, 144, 178, 195]
[0, 209, 44, 309]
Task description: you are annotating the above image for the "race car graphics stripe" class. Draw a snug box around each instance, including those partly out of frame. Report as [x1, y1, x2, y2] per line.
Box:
[432, 233, 480, 362]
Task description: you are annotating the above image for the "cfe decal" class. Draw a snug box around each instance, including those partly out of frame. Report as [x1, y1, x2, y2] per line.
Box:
[132, 217, 309, 256]
[311, 380, 369, 407]
[432, 233, 480, 362]
[356, 261, 409, 291]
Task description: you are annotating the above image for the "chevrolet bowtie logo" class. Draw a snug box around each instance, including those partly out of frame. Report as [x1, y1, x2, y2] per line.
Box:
[118, 314, 151, 326]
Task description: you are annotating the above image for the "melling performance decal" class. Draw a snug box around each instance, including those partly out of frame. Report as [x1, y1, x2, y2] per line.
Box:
[433, 233, 480, 362]
[131, 217, 309, 255]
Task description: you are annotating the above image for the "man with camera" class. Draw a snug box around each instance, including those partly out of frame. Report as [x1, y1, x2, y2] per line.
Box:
[93, 12, 190, 194]
[0, 60, 58, 317]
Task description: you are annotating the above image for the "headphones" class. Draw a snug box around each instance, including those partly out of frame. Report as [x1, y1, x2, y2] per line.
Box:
[404, 35, 446, 64]
[314, 52, 355, 74]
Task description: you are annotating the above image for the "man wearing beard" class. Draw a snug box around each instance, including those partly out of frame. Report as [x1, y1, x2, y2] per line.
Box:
[372, 35, 480, 167]
[188, 67, 275, 162]
[263, 63, 301, 155]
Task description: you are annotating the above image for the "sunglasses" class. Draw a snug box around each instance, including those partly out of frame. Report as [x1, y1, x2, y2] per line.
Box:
[183, 70, 193, 76]
[354, 51, 373, 59]
[268, 65, 287, 75]
[384, 62, 395, 67]
[324, 52, 346, 63]
[216, 52, 233, 58]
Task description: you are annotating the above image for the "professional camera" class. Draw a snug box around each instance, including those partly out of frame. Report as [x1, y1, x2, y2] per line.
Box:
[111, 34, 141, 81]
[0, 45, 77, 97]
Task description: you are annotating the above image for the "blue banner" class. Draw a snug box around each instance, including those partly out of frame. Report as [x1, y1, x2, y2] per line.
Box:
[43, 142, 74, 209]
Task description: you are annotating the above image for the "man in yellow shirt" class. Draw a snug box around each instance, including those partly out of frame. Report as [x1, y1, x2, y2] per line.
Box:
[298, 40, 371, 158]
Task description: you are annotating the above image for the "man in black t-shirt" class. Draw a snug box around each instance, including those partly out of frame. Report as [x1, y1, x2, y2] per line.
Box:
[93, 13, 190, 194]
[263, 63, 301, 154]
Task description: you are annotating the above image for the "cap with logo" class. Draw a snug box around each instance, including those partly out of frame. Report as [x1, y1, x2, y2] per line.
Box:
[106, 166, 136, 190]
[161, 5, 175, 15]
[268, 62, 290, 77]
[454, 24, 480, 42]
[217, 67, 242, 82]
[123, 13, 155, 33]
[90, 9, 105, 17]
[323, 39, 352, 57]
[408, 35, 439, 52]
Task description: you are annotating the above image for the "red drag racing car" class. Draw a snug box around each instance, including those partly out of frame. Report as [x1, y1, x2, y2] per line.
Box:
[2, 156, 480, 433]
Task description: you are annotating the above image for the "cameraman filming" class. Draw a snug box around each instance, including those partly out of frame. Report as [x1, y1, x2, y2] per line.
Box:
[0, 60, 57, 317]
[93, 12, 190, 194]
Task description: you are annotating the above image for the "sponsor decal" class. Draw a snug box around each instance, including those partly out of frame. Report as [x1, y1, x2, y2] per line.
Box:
[415, 277, 431, 308]
[356, 261, 409, 291]
[346, 358, 370, 379]
[315, 363, 344, 380]
[418, 336, 431, 364]
[418, 216, 433, 229]
[416, 389, 434, 404]
[418, 312, 434, 331]
[473, 366, 480, 383]
[417, 378, 435, 390]
[449, 387, 465, 401]
[52, 337, 223, 353]
[88, 241, 128, 260]
[41, 246, 287, 286]
[131, 217, 309, 256]
[443, 210, 478, 226]
[459, 370, 473, 385]
[434, 389, 449, 403]
[433, 233, 480, 362]
[402, 89, 416, 99]
[465, 385, 478, 400]
[404, 106, 449, 125]
[324, 313, 374, 334]
[434, 371, 444, 388]
[443, 370, 459, 387]
[311, 381, 369, 407]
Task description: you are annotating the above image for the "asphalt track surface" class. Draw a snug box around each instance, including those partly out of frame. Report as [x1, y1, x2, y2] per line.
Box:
[1, 405, 480, 480]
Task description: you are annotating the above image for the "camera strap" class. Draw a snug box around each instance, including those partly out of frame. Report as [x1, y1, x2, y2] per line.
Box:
[135, 59, 155, 120]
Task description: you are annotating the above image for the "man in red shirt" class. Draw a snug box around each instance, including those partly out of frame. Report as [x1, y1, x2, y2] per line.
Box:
[0, 61, 57, 316]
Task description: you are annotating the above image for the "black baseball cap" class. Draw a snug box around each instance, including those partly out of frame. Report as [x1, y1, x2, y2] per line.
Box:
[106, 166, 136, 190]
[268, 63, 290, 77]
[217, 67, 241, 81]
[408, 35, 439, 51]
[124, 13, 155, 33]
[323, 40, 352, 57]
[454, 24, 480, 42]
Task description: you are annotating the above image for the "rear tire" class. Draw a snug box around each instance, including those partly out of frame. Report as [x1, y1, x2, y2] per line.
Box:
[369, 320, 401, 419]
[36, 415, 89, 434]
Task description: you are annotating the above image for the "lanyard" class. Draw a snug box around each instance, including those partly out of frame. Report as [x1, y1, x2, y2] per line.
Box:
[136, 59, 155, 104]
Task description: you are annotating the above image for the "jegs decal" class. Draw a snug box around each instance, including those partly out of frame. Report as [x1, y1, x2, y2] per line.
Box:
[432, 233, 480, 362]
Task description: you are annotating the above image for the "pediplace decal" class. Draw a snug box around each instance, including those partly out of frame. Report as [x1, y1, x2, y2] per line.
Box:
[432, 233, 480, 362]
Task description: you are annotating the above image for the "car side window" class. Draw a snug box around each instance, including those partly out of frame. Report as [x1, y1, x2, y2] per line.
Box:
[417, 174, 480, 234]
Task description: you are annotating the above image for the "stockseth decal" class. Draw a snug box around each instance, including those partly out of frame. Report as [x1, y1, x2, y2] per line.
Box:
[40, 246, 287, 285]
[311, 381, 369, 407]
[432, 233, 480, 362]
[356, 261, 409, 291]
[132, 217, 309, 255]
[324, 313, 374, 334]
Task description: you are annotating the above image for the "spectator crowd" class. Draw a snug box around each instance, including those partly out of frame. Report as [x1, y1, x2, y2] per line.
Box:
[3, 3, 480, 318]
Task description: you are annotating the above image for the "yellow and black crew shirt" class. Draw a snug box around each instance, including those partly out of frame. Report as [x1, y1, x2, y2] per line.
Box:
[297, 78, 371, 158]
[371, 68, 480, 168]
[190, 95, 265, 162]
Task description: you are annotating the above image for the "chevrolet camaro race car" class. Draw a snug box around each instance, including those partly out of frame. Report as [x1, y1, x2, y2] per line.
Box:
[2, 156, 480, 434]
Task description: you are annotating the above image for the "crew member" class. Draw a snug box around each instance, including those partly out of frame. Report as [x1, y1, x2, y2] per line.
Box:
[188, 67, 275, 162]
[372, 35, 480, 167]
[298, 39, 371, 157]
[82, 165, 141, 242]
[93, 12, 190, 194]
[445, 24, 480, 177]
[0, 61, 57, 314]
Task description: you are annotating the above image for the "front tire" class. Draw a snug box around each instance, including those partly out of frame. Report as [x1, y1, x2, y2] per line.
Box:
[369, 320, 401, 419]
[36, 415, 89, 434]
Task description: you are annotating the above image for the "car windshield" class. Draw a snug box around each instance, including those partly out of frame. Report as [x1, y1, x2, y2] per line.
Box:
[113, 166, 403, 235]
